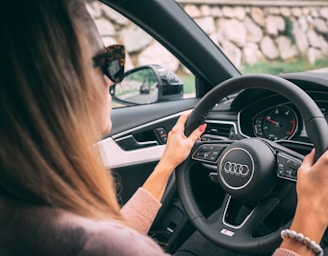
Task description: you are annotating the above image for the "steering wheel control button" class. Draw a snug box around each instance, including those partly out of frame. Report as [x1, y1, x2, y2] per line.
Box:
[276, 152, 301, 181]
[208, 151, 220, 161]
[192, 144, 226, 163]
[196, 150, 209, 159]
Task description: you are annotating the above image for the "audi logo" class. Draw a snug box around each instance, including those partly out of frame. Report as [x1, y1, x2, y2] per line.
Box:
[223, 161, 250, 176]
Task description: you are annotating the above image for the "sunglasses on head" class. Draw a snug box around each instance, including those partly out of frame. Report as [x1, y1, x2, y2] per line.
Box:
[92, 44, 125, 83]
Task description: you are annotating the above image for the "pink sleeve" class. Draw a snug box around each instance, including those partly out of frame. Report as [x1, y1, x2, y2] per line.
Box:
[120, 187, 162, 234]
[272, 248, 300, 256]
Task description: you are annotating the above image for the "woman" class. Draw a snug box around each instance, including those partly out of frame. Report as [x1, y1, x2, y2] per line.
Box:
[0, 0, 327, 255]
[0, 0, 204, 255]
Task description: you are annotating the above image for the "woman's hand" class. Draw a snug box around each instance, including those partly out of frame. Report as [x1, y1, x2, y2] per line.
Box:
[277, 149, 328, 255]
[160, 111, 207, 170]
[142, 111, 206, 201]
[296, 149, 328, 228]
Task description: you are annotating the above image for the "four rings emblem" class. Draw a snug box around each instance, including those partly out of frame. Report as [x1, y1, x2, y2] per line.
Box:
[218, 147, 254, 190]
[224, 161, 250, 177]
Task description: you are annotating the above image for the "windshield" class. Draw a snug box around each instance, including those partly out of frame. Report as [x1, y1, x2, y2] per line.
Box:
[178, 1, 328, 75]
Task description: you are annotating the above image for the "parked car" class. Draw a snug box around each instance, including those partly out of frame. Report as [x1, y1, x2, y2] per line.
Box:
[95, 0, 328, 255]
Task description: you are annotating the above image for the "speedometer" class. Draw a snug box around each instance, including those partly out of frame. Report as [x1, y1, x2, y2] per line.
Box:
[253, 106, 298, 141]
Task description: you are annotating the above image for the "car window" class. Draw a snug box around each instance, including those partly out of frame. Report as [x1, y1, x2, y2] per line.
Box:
[177, 1, 328, 75]
[88, 0, 328, 107]
[86, 0, 196, 108]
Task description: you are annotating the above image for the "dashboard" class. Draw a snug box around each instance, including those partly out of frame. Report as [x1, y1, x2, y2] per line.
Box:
[206, 72, 328, 148]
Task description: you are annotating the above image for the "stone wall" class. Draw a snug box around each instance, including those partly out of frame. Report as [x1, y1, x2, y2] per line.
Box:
[86, 1, 328, 73]
[182, 1, 328, 68]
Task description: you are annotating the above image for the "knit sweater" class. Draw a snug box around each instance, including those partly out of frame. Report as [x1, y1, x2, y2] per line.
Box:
[0, 187, 298, 256]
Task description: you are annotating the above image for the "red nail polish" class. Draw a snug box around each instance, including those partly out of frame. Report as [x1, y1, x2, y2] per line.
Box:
[199, 124, 206, 133]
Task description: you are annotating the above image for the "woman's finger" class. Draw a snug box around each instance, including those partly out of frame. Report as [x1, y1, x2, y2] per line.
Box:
[171, 111, 192, 132]
[301, 148, 315, 169]
[188, 123, 207, 142]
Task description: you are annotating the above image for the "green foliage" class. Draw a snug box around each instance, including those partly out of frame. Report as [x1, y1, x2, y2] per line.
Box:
[127, 68, 157, 84]
[180, 75, 195, 94]
[284, 17, 295, 44]
[241, 58, 328, 75]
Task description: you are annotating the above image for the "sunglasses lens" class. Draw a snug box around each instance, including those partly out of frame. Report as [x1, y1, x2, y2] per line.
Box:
[105, 45, 125, 83]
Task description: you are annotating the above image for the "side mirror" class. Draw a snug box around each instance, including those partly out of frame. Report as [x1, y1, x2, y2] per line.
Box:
[111, 64, 184, 105]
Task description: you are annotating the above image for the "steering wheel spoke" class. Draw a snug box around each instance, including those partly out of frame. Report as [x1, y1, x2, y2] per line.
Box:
[198, 194, 282, 253]
[216, 194, 257, 235]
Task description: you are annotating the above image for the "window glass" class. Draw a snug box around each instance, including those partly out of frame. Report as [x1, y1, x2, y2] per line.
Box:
[86, 1, 196, 108]
[177, 1, 328, 75]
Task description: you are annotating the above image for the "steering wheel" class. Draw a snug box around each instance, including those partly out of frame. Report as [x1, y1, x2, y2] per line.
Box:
[176, 74, 328, 254]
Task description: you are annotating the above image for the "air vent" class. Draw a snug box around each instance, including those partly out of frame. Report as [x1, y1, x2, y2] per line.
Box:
[203, 122, 235, 140]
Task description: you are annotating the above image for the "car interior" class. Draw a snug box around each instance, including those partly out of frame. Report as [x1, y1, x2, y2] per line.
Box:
[94, 0, 328, 255]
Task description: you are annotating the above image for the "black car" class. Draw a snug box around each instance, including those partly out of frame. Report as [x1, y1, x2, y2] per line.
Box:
[139, 83, 150, 94]
[93, 0, 328, 255]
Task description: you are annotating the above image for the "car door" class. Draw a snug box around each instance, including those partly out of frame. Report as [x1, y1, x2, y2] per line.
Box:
[91, 0, 239, 200]
[87, 0, 328, 254]
[89, 0, 239, 251]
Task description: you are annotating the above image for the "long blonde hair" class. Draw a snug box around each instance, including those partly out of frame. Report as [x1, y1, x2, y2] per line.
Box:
[0, 0, 123, 220]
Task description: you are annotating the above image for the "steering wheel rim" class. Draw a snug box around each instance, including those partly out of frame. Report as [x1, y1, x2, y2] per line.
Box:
[177, 74, 328, 254]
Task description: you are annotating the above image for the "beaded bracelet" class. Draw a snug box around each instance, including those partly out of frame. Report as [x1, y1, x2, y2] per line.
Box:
[281, 229, 323, 256]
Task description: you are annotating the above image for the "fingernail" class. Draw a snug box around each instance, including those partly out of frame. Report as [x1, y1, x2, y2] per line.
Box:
[199, 124, 207, 133]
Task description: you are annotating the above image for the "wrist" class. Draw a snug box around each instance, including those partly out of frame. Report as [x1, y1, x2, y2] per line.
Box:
[278, 206, 326, 255]
[156, 158, 176, 175]
[291, 206, 327, 243]
[280, 229, 323, 256]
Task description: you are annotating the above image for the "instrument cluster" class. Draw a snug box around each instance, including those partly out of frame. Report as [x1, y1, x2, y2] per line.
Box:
[239, 96, 328, 142]
[252, 106, 298, 141]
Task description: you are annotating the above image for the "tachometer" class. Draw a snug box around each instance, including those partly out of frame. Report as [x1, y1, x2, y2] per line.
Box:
[253, 106, 298, 141]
